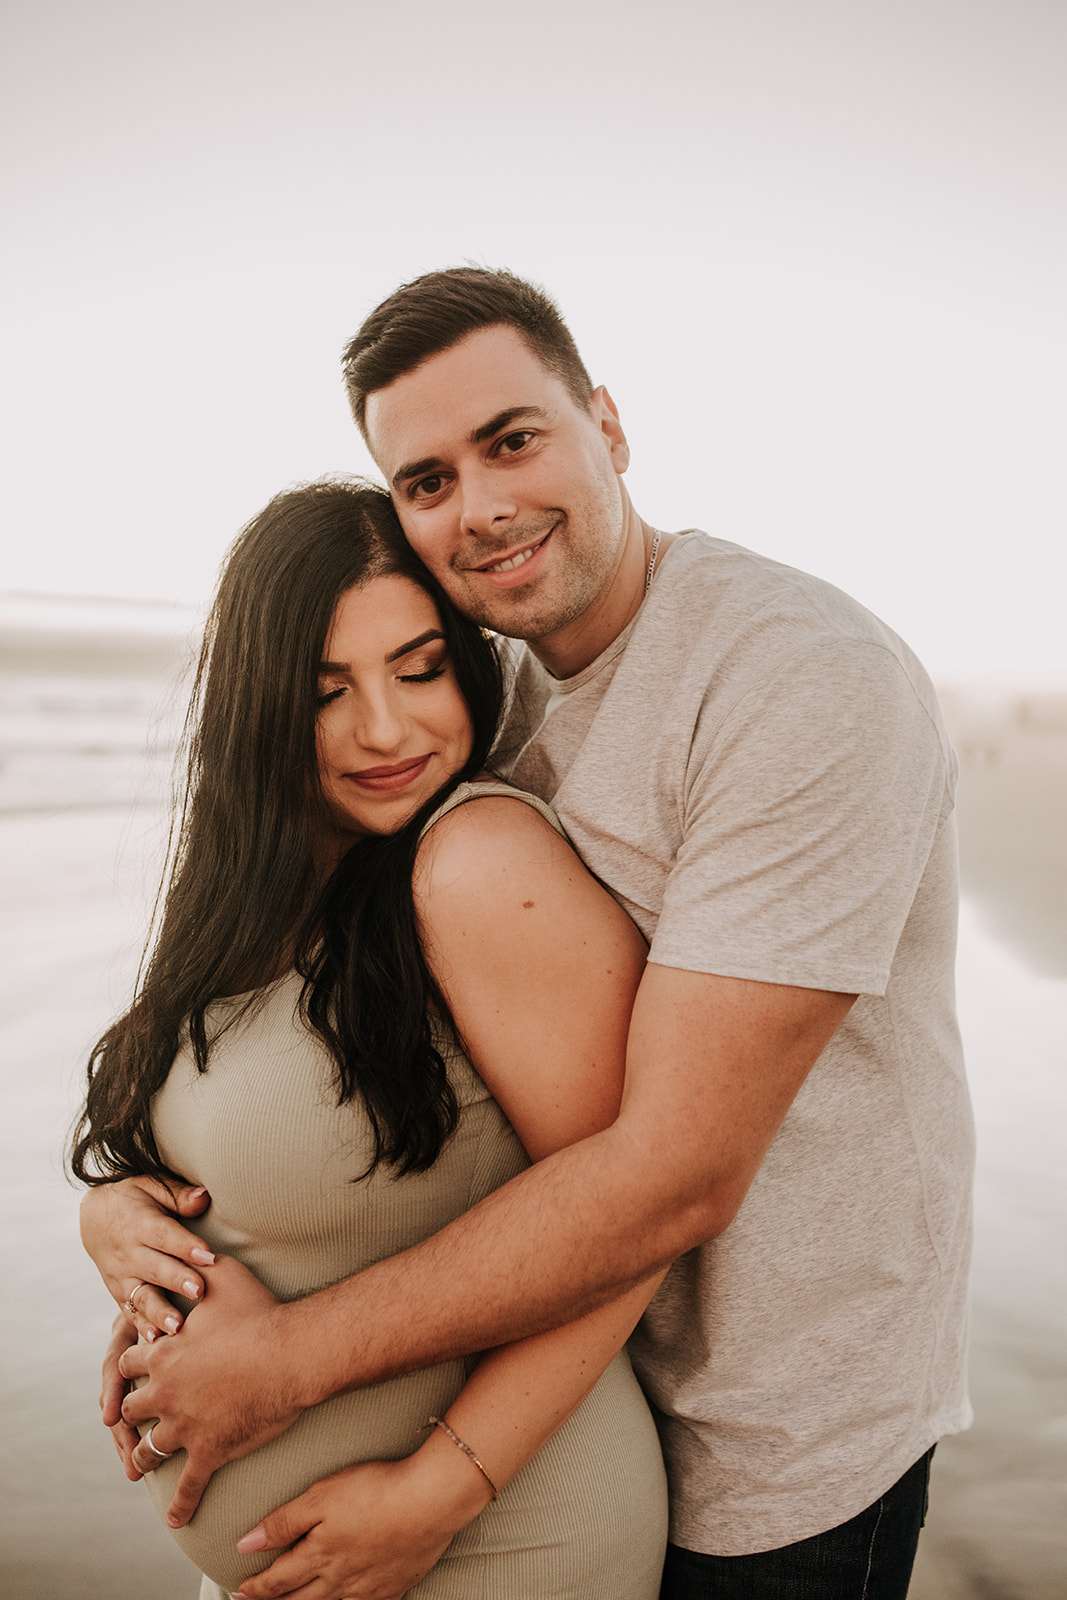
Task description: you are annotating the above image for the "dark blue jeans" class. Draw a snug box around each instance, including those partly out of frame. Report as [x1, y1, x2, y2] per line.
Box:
[659, 1447, 935, 1600]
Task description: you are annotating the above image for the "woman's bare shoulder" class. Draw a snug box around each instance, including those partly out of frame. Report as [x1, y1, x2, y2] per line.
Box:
[415, 789, 575, 908]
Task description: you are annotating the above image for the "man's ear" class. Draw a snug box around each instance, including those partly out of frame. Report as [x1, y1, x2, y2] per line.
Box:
[592, 386, 631, 474]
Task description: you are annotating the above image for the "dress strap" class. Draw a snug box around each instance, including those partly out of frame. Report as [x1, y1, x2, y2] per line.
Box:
[419, 779, 568, 843]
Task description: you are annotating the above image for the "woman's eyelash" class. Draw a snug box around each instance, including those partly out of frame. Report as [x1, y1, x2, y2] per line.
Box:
[399, 667, 445, 684]
[317, 666, 445, 703]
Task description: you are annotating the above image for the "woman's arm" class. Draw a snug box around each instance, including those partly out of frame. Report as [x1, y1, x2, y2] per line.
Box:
[224, 795, 666, 1599]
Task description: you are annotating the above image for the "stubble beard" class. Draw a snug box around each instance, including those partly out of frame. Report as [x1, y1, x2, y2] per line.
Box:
[449, 508, 622, 644]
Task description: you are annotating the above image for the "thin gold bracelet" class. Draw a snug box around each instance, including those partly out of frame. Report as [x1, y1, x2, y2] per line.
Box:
[424, 1416, 500, 1501]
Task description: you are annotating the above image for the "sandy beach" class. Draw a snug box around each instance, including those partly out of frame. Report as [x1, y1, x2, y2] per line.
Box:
[0, 632, 1063, 1598]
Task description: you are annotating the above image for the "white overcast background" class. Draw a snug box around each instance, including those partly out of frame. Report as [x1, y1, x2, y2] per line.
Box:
[3, 0, 1065, 688]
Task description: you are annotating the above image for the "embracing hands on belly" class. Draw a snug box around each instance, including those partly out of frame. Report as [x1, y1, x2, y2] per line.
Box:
[230, 1441, 493, 1600]
[118, 1253, 304, 1526]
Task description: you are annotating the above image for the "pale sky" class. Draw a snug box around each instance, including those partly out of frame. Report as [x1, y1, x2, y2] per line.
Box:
[3, 0, 1065, 685]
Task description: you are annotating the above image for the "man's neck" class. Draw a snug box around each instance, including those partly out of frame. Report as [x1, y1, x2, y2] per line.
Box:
[530, 508, 664, 680]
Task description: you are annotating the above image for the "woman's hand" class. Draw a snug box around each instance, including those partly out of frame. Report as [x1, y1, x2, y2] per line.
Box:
[232, 1440, 492, 1600]
[80, 1175, 215, 1338]
[101, 1312, 142, 1479]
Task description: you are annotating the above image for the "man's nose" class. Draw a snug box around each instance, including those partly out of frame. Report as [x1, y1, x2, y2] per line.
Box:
[459, 464, 517, 536]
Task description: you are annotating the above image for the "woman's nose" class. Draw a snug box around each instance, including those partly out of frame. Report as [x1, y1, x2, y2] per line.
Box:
[352, 690, 407, 755]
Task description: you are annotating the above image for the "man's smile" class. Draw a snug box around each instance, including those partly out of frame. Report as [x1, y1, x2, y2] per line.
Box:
[484, 540, 543, 574]
[467, 526, 556, 582]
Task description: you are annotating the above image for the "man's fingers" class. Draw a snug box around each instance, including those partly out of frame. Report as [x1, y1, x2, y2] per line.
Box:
[117, 1344, 152, 1387]
[165, 1454, 216, 1527]
[130, 1425, 179, 1476]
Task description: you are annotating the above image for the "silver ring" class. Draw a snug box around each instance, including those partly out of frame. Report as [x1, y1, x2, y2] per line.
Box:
[143, 1425, 173, 1461]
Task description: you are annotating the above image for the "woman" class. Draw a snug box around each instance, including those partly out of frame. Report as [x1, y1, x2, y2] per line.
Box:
[72, 479, 667, 1600]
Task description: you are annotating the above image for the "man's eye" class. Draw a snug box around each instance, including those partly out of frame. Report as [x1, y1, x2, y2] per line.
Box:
[498, 431, 533, 455]
[412, 474, 443, 499]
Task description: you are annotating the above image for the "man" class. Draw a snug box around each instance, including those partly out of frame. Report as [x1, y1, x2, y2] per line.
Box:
[113, 268, 973, 1597]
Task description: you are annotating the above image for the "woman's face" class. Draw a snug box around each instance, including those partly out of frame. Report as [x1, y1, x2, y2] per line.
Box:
[316, 575, 474, 842]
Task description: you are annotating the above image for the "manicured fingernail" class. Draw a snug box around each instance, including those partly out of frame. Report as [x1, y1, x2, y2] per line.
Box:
[182, 1278, 201, 1298]
[237, 1527, 268, 1553]
[145, 1327, 157, 1342]
[191, 1248, 215, 1265]
[163, 1314, 181, 1334]
[189, 1187, 208, 1199]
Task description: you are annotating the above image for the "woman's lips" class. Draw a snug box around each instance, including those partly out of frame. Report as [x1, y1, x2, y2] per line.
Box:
[347, 755, 432, 792]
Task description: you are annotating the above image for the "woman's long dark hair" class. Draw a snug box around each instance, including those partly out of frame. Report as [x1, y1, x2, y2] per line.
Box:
[69, 479, 504, 1185]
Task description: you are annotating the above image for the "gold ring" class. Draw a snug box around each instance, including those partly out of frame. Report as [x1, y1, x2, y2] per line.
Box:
[123, 1282, 148, 1317]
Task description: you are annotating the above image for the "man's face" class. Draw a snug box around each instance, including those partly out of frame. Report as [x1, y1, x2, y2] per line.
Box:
[363, 325, 631, 654]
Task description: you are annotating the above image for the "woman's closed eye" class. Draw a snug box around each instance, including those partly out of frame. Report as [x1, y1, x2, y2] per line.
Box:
[398, 665, 446, 685]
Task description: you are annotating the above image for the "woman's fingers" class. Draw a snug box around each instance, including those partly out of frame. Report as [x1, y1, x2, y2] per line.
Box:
[122, 1280, 185, 1339]
[110, 1417, 144, 1480]
[234, 1552, 328, 1599]
[100, 1315, 145, 1478]
[235, 1573, 324, 1600]
[79, 1177, 216, 1307]
[100, 1314, 138, 1425]
[237, 1495, 319, 1555]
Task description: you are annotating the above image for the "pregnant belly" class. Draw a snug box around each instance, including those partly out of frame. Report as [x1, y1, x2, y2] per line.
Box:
[142, 1360, 470, 1594]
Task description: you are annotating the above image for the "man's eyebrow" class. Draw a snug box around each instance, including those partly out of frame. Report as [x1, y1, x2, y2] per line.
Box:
[469, 405, 548, 445]
[318, 629, 446, 672]
[391, 406, 549, 488]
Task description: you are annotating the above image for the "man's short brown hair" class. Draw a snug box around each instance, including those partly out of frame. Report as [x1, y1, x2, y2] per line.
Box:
[342, 267, 594, 437]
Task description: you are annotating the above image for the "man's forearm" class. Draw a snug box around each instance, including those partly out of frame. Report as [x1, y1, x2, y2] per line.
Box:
[278, 968, 854, 1412]
[281, 1118, 706, 1411]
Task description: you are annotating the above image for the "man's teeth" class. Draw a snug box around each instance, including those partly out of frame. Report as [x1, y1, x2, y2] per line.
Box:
[489, 545, 538, 573]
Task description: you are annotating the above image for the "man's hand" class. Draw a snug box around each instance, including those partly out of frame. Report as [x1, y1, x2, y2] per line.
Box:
[232, 1449, 489, 1600]
[80, 1175, 214, 1336]
[119, 1255, 304, 1526]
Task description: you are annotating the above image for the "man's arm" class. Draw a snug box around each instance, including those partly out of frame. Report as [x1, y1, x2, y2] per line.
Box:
[121, 965, 853, 1496]
[280, 965, 855, 1371]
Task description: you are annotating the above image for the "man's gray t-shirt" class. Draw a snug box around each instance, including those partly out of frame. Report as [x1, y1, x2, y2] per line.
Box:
[499, 532, 974, 1556]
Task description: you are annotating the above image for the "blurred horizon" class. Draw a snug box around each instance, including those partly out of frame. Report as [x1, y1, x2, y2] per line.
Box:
[4, 0, 1066, 689]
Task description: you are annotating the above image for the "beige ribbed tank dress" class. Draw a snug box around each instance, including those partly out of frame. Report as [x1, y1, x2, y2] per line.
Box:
[142, 782, 668, 1599]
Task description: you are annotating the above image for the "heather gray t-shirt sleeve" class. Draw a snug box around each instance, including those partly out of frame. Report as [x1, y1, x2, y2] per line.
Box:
[650, 637, 952, 995]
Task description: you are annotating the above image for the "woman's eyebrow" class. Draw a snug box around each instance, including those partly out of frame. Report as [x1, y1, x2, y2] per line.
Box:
[386, 629, 445, 663]
[318, 629, 445, 673]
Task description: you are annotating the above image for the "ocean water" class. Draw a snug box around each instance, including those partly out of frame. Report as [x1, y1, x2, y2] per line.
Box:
[0, 600, 1063, 1598]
